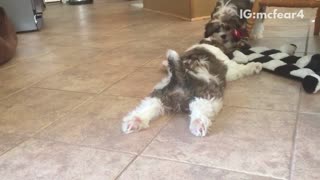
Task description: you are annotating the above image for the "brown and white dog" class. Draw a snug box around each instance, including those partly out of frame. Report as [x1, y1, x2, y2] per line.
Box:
[120, 0, 265, 137]
[121, 38, 262, 137]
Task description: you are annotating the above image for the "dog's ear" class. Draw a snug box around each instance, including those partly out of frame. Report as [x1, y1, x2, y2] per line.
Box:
[211, 0, 223, 19]
[204, 23, 214, 38]
[228, 16, 242, 29]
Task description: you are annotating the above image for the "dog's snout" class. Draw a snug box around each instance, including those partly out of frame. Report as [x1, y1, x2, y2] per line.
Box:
[221, 34, 226, 39]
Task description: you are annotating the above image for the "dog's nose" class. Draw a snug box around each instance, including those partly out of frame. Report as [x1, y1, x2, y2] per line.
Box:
[221, 34, 227, 39]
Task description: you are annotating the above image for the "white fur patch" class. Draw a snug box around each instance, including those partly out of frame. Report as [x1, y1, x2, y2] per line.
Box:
[225, 61, 262, 81]
[262, 60, 286, 71]
[213, 1, 238, 19]
[290, 68, 315, 79]
[189, 98, 223, 118]
[250, 47, 270, 53]
[269, 53, 289, 60]
[295, 55, 312, 68]
[233, 50, 249, 64]
[167, 49, 180, 62]
[187, 44, 230, 63]
[189, 98, 223, 137]
[187, 66, 220, 84]
[122, 97, 164, 133]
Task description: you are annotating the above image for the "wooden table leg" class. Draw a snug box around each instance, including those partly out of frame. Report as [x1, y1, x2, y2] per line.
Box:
[314, 8, 320, 36]
[247, 0, 261, 36]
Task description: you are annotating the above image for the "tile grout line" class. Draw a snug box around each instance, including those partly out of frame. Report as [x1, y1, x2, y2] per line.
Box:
[31, 95, 97, 137]
[0, 60, 86, 102]
[96, 66, 142, 95]
[0, 137, 29, 158]
[33, 86, 98, 96]
[31, 137, 137, 156]
[288, 86, 303, 180]
[114, 115, 173, 180]
[140, 155, 285, 180]
[0, 45, 110, 101]
[0, 95, 97, 158]
[97, 54, 163, 95]
[224, 104, 299, 113]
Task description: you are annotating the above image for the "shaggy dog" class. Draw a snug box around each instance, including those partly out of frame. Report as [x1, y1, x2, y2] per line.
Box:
[121, 37, 263, 137]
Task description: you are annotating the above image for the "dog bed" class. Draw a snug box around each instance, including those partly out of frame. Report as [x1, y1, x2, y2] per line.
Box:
[231, 44, 320, 94]
[0, 7, 17, 65]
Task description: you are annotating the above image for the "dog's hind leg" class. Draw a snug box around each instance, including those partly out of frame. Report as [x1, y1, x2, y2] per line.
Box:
[189, 97, 223, 137]
[225, 60, 262, 81]
[122, 97, 164, 134]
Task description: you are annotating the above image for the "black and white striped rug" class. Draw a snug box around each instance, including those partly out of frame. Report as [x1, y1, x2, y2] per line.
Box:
[232, 45, 320, 94]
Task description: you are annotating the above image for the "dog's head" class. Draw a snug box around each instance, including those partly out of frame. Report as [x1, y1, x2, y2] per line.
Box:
[204, 0, 247, 44]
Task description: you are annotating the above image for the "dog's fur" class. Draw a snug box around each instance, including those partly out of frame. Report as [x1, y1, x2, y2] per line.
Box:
[122, 38, 262, 136]
[204, 0, 265, 55]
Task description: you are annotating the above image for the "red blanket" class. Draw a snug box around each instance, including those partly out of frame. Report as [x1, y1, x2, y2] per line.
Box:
[0, 7, 17, 65]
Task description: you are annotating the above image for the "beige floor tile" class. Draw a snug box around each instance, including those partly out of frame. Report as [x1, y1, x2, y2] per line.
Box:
[0, 139, 134, 180]
[224, 72, 301, 111]
[144, 57, 166, 69]
[0, 44, 55, 71]
[300, 91, 320, 114]
[0, 88, 91, 136]
[119, 156, 277, 180]
[89, 40, 166, 67]
[37, 95, 169, 154]
[0, 61, 71, 99]
[14, 45, 54, 61]
[143, 107, 296, 179]
[249, 37, 307, 52]
[46, 33, 142, 50]
[17, 33, 51, 48]
[104, 68, 165, 98]
[25, 46, 103, 67]
[0, 133, 26, 156]
[291, 113, 320, 180]
[263, 26, 309, 38]
[35, 61, 136, 93]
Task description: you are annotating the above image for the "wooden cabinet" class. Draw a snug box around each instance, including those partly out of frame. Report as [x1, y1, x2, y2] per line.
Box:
[143, 0, 217, 21]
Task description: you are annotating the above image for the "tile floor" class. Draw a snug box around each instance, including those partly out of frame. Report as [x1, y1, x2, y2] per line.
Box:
[0, 0, 319, 179]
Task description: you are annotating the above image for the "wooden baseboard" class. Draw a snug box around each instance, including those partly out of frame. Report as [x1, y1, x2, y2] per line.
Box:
[144, 8, 191, 21]
[190, 16, 210, 21]
[144, 8, 210, 22]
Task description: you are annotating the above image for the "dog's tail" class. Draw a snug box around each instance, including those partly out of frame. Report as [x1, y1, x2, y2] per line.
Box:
[166, 49, 180, 72]
[166, 49, 184, 85]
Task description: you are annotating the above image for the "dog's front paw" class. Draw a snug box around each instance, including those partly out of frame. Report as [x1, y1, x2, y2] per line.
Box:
[122, 116, 147, 134]
[249, 62, 263, 74]
[189, 118, 209, 137]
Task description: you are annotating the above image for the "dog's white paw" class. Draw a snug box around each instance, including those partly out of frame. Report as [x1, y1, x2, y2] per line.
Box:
[189, 118, 209, 137]
[122, 116, 146, 134]
[249, 62, 263, 74]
